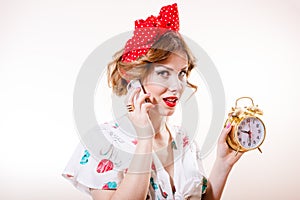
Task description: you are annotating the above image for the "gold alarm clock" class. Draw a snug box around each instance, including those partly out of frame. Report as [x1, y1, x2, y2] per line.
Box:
[225, 97, 266, 153]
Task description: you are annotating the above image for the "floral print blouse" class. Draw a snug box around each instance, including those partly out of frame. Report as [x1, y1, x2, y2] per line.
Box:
[62, 121, 207, 199]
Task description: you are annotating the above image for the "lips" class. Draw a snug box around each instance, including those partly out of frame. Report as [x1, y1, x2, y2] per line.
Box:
[163, 96, 178, 107]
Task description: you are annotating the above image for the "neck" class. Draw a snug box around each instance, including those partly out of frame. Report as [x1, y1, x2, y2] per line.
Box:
[148, 111, 171, 148]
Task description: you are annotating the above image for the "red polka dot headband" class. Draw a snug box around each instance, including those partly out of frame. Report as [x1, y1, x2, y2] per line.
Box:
[121, 3, 180, 63]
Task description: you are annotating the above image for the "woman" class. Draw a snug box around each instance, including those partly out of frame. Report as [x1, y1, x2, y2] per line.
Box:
[63, 3, 242, 199]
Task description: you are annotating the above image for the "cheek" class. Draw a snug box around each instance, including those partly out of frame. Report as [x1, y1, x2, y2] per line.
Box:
[144, 84, 166, 101]
[178, 81, 187, 94]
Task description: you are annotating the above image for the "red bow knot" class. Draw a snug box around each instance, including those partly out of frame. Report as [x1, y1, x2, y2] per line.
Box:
[122, 3, 180, 63]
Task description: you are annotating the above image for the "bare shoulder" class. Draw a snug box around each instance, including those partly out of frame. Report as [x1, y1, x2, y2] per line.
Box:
[90, 189, 115, 200]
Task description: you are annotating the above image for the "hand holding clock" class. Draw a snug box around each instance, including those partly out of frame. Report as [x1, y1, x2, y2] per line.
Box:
[225, 97, 266, 153]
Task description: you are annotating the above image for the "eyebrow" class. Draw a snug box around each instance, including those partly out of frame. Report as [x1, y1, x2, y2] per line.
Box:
[154, 65, 188, 71]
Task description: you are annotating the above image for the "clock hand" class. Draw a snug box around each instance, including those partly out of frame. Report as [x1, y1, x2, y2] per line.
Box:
[249, 130, 252, 146]
[241, 130, 250, 134]
[248, 134, 251, 145]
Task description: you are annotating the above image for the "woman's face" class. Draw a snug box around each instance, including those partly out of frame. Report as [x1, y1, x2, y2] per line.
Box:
[143, 52, 188, 116]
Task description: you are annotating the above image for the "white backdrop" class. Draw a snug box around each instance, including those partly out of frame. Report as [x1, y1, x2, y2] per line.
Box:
[0, 0, 299, 199]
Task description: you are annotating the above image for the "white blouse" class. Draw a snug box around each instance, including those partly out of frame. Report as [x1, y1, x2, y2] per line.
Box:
[62, 121, 207, 199]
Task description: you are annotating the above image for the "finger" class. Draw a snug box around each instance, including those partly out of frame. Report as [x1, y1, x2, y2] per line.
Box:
[136, 93, 151, 109]
[219, 123, 233, 144]
[126, 87, 141, 105]
[141, 102, 155, 113]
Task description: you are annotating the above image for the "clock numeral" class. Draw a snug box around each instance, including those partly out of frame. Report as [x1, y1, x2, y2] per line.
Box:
[238, 126, 242, 130]
[237, 132, 240, 136]
[253, 140, 256, 144]
[257, 136, 260, 140]
[256, 124, 259, 128]
[242, 121, 245, 125]
[239, 138, 242, 142]
[258, 129, 261, 134]
[248, 143, 251, 147]
[246, 118, 250, 123]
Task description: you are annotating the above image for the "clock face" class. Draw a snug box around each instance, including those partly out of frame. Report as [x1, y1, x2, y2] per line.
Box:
[237, 117, 265, 149]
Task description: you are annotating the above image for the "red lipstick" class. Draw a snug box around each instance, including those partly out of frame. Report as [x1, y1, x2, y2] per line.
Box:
[163, 96, 178, 107]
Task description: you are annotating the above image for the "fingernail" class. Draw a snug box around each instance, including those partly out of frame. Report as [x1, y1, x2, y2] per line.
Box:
[147, 93, 151, 96]
[226, 123, 231, 129]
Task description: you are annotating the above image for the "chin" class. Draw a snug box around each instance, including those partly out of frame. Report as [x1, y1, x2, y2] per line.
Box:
[155, 105, 176, 116]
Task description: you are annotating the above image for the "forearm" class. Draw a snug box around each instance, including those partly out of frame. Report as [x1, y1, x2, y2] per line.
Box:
[109, 139, 153, 200]
[202, 159, 232, 200]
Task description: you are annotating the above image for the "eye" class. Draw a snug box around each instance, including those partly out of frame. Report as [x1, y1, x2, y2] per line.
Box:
[156, 70, 170, 78]
[178, 70, 187, 79]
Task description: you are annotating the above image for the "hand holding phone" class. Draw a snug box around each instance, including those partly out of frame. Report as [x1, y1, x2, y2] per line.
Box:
[126, 79, 154, 137]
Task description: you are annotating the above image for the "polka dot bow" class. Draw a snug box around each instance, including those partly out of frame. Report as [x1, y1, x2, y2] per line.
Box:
[122, 3, 180, 63]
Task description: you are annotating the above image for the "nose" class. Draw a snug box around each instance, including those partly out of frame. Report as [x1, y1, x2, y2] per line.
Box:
[168, 75, 184, 93]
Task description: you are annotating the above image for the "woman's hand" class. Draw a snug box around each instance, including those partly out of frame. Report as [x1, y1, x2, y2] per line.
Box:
[126, 87, 155, 139]
[216, 123, 243, 169]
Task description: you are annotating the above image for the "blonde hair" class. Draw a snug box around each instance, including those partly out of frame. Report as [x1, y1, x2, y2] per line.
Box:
[107, 31, 197, 96]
